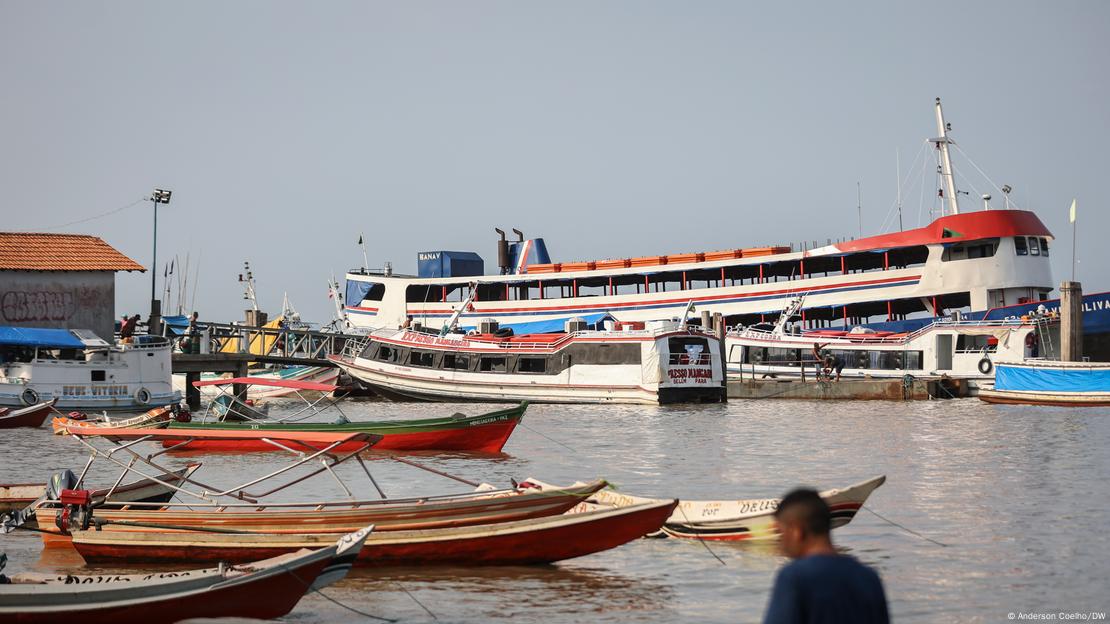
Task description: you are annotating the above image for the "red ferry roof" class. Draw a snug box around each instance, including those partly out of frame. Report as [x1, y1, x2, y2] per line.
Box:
[191, 377, 339, 392]
[837, 210, 1052, 253]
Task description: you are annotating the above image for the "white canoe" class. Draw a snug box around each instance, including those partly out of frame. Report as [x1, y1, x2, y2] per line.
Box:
[547, 474, 886, 541]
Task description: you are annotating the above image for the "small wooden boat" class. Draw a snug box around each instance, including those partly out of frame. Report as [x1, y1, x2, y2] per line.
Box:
[978, 360, 1110, 406]
[0, 399, 57, 429]
[164, 403, 526, 453]
[550, 475, 886, 541]
[0, 464, 200, 514]
[51, 404, 176, 435]
[33, 479, 607, 543]
[69, 499, 677, 567]
[62, 424, 384, 451]
[0, 525, 372, 624]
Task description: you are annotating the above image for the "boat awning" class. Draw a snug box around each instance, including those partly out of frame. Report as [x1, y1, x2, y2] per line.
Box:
[162, 315, 206, 336]
[192, 377, 340, 392]
[0, 327, 86, 349]
[461, 312, 614, 335]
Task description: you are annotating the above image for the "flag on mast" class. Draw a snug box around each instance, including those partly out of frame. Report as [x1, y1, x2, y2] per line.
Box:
[1069, 198, 1077, 223]
[358, 234, 363, 245]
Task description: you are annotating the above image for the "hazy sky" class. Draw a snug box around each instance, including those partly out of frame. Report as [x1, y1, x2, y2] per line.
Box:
[2, 1, 1107, 325]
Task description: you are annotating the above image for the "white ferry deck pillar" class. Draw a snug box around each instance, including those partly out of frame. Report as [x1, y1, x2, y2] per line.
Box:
[1060, 281, 1083, 361]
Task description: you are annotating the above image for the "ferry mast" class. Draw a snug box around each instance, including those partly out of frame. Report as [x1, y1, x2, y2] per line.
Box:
[934, 97, 960, 216]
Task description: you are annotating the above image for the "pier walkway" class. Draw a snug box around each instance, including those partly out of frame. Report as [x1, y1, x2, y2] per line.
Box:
[170, 322, 366, 408]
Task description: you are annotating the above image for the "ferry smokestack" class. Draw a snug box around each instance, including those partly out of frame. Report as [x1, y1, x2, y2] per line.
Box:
[495, 228, 509, 275]
[513, 228, 524, 242]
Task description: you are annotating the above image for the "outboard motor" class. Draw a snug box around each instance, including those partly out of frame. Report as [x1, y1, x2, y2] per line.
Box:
[47, 470, 92, 534]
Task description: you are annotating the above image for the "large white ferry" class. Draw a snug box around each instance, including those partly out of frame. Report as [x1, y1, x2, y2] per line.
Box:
[343, 100, 1056, 339]
[331, 318, 725, 405]
[0, 328, 179, 411]
[723, 296, 1043, 384]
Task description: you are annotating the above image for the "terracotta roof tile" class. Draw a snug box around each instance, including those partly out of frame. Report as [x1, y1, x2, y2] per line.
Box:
[0, 232, 145, 272]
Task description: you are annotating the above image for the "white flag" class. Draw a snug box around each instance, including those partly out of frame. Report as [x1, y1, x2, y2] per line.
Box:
[1069, 198, 1077, 224]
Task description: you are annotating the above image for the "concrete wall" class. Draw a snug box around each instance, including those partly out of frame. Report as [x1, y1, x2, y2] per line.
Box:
[0, 270, 116, 341]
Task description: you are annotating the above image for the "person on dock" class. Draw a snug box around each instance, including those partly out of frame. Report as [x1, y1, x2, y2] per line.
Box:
[812, 343, 843, 382]
[763, 488, 889, 624]
[118, 314, 140, 343]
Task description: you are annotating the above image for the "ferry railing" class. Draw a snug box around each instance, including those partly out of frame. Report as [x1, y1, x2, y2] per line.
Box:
[728, 317, 1036, 346]
[449, 325, 719, 352]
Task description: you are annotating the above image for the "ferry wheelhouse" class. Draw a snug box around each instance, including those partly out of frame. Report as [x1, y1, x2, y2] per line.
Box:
[331, 319, 725, 405]
[343, 100, 1055, 338]
[0, 327, 179, 411]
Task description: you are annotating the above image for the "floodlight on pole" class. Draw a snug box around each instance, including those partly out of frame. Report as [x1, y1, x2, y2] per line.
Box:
[149, 188, 172, 329]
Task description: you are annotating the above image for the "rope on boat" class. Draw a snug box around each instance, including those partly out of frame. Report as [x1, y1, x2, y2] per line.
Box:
[861, 505, 948, 547]
[676, 506, 727, 566]
[311, 585, 399, 622]
[395, 580, 438, 620]
[287, 567, 398, 622]
[390, 456, 479, 488]
[519, 421, 578, 453]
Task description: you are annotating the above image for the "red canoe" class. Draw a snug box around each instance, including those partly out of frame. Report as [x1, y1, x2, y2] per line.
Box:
[1, 526, 372, 624]
[0, 399, 57, 429]
[158, 402, 526, 453]
[70, 500, 678, 567]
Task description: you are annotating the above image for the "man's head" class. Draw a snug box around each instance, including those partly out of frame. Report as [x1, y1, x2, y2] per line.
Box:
[774, 488, 832, 559]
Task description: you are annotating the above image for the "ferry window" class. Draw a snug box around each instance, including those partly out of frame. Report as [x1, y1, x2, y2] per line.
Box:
[1039, 238, 1049, 257]
[91, 370, 106, 382]
[903, 351, 923, 369]
[377, 346, 398, 362]
[942, 239, 997, 261]
[517, 357, 547, 374]
[1014, 236, 1028, 255]
[668, 337, 711, 365]
[443, 354, 470, 370]
[408, 351, 435, 367]
[478, 356, 507, 372]
[1028, 237, 1040, 256]
[765, 347, 801, 367]
[956, 335, 996, 353]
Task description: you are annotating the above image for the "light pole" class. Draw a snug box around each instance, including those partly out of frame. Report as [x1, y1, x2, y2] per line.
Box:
[149, 188, 172, 331]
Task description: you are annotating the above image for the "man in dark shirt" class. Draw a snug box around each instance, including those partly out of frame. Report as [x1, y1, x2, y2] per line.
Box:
[763, 488, 889, 624]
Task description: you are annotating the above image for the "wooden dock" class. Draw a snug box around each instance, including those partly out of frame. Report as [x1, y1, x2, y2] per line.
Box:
[171, 322, 366, 409]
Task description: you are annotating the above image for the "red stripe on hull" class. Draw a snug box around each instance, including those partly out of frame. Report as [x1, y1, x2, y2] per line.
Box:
[74, 503, 677, 567]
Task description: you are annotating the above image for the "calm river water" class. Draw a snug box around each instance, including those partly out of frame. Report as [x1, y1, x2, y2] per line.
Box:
[2, 398, 1108, 623]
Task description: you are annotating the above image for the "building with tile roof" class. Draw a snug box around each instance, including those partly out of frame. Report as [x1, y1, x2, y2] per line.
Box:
[0, 232, 145, 341]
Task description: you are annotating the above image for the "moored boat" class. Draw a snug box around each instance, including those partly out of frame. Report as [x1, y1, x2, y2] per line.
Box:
[548, 474, 886, 541]
[725, 297, 1042, 387]
[332, 318, 726, 405]
[0, 464, 200, 515]
[0, 327, 179, 411]
[51, 403, 178, 435]
[0, 526, 372, 624]
[978, 360, 1110, 406]
[163, 395, 526, 452]
[0, 399, 56, 429]
[29, 478, 608, 546]
[68, 499, 677, 566]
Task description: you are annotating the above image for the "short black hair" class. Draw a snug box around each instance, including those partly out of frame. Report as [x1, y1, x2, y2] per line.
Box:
[774, 488, 831, 536]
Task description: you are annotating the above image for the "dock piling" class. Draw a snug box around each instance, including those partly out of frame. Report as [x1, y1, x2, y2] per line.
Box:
[1060, 281, 1083, 361]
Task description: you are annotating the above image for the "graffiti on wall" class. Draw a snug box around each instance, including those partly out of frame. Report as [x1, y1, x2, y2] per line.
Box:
[1, 286, 112, 323]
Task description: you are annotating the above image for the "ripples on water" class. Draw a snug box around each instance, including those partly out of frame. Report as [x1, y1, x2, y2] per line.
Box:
[2, 398, 1108, 622]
